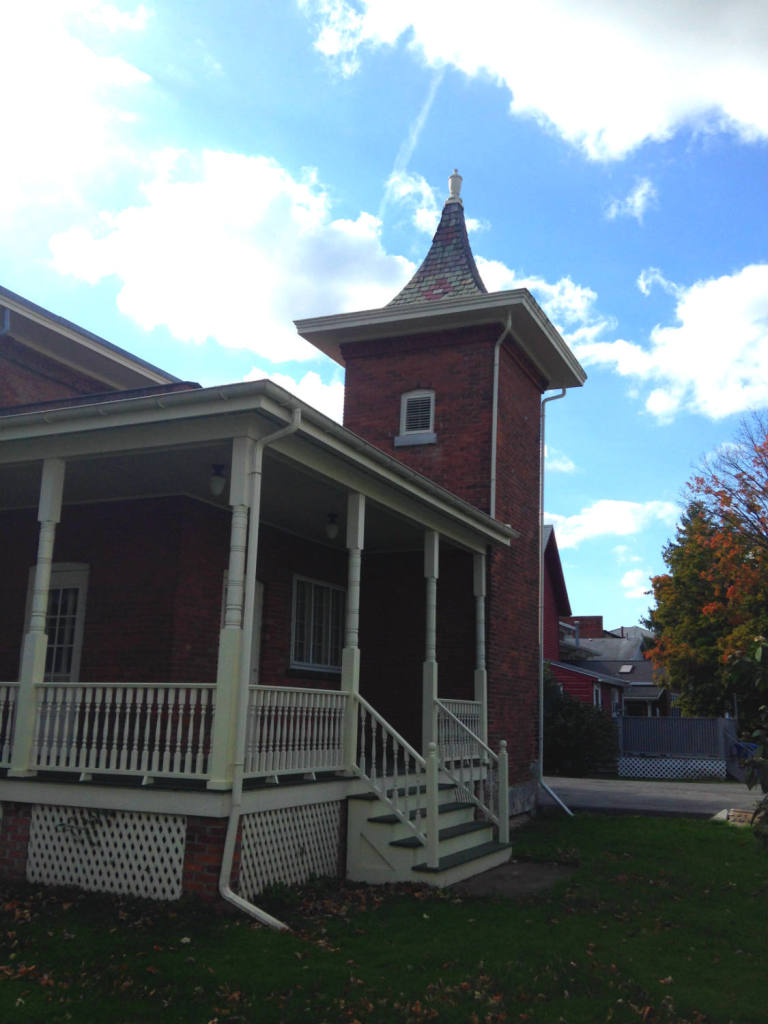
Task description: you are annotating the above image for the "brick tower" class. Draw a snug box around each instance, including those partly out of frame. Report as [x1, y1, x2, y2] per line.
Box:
[296, 171, 585, 812]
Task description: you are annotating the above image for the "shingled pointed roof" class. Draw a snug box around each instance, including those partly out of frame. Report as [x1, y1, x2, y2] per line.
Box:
[388, 170, 487, 307]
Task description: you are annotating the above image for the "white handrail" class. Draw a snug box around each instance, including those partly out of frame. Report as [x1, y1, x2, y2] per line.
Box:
[353, 693, 432, 850]
[435, 697, 509, 844]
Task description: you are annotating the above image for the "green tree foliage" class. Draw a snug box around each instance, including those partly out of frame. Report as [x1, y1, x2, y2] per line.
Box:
[543, 678, 619, 776]
[646, 414, 768, 730]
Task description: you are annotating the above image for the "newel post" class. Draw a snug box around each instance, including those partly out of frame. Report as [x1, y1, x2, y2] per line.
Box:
[342, 492, 365, 771]
[10, 458, 65, 777]
[208, 437, 253, 790]
[421, 531, 439, 750]
[498, 740, 509, 844]
[426, 741, 440, 869]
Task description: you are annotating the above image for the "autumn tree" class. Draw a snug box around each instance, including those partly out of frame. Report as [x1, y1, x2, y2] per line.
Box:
[646, 414, 768, 729]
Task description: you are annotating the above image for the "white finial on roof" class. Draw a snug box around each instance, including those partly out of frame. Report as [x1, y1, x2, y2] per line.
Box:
[447, 168, 463, 205]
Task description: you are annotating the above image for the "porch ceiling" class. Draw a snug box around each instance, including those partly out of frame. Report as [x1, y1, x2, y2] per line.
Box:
[0, 445, 437, 554]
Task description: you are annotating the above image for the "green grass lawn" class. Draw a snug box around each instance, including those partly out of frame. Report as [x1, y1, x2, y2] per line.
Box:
[1, 814, 766, 1023]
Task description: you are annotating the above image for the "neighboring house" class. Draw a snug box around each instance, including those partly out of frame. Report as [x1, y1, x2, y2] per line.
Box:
[0, 172, 585, 906]
[541, 527, 626, 715]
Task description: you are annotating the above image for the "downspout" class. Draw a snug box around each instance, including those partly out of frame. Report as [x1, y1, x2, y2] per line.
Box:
[1, 307, 10, 335]
[218, 407, 302, 930]
[538, 389, 573, 816]
[489, 314, 513, 519]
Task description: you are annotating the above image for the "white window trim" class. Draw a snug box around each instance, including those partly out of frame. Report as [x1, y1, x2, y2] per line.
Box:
[290, 575, 345, 673]
[23, 563, 89, 683]
[395, 389, 436, 447]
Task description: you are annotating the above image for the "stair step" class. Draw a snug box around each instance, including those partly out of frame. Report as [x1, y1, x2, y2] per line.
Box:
[349, 782, 453, 802]
[390, 819, 491, 849]
[412, 840, 510, 874]
[368, 800, 473, 825]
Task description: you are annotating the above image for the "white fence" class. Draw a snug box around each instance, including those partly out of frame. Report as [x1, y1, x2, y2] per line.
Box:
[244, 686, 347, 777]
[32, 682, 215, 779]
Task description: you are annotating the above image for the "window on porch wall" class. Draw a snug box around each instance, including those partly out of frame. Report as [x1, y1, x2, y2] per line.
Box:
[24, 564, 89, 683]
[291, 576, 345, 671]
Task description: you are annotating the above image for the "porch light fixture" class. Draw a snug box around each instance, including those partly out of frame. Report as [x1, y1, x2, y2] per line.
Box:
[325, 512, 339, 540]
[209, 464, 227, 498]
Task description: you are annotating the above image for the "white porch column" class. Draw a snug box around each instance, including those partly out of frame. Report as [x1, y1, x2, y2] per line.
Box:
[473, 551, 488, 744]
[208, 437, 253, 790]
[10, 458, 65, 777]
[421, 530, 439, 750]
[342, 492, 365, 770]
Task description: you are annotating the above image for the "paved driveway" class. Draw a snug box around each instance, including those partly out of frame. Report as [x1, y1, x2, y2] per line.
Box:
[540, 776, 762, 817]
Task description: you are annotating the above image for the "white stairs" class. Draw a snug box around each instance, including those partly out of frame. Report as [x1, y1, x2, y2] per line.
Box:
[346, 781, 511, 886]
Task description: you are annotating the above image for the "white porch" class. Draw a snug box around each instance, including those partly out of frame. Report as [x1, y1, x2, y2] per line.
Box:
[0, 382, 514, 890]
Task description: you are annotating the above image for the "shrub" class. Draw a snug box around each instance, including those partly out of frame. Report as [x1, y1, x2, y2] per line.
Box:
[543, 679, 619, 776]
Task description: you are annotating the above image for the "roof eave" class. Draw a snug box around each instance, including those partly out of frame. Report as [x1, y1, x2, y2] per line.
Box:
[295, 289, 586, 390]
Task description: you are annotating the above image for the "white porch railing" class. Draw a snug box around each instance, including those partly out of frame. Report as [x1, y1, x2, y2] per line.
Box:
[354, 693, 430, 848]
[244, 686, 347, 777]
[436, 698, 509, 844]
[0, 684, 19, 766]
[32, 682, 215, 779]
[438, 698, 482, 758]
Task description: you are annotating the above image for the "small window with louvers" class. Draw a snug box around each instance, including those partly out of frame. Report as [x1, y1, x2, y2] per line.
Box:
[404, 393, 433, 432]
[395, 389, 436, 447]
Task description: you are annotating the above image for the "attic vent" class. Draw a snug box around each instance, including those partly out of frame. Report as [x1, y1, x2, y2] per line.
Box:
[405, 394, 432, 432]
[395, 389, 436, 448]
[619, 664, 634, 674]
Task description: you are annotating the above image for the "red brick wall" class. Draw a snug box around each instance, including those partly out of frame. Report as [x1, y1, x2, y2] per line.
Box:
[0, 336, 111, 408]
[0, 803, 31, 880]
[485, 343, 544, 781]
[0, 497, 230, 684]
[256, 525, 347, 688]
[342, 326, 496, 511]
[562, 615, 604, 639]
[183, 816, 235, 899]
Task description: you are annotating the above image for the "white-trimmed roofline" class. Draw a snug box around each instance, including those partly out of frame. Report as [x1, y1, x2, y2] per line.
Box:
[1, 285, 180, 390]
[295, 288, 586, 390]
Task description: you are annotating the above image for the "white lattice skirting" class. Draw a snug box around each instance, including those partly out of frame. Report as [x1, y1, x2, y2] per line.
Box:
[239, 800, 343, 898]
[619, 756, 727, 780]
[27, 805, 186, 900]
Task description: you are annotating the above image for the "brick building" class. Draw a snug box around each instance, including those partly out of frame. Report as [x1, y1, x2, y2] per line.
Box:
[0, 173, 585, 912]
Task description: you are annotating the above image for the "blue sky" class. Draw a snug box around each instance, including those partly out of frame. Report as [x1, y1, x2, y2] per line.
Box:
[3, 1, 768, 628]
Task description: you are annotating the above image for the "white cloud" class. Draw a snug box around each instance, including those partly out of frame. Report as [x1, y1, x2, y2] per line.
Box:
[605, 179, 658, 223]
[545, 446, 576, 474]
[385, 171, 440, 234]
[637, 267, 680, 297]
[621, 568, 650, 600]
[575, 264, 768, 420]
[244, 367, 345, 422]
[613, 545, 642, 565]
[476, 259, 615, 343]
[49, 150, 414, 362]
[0, 2, 151, 220]
[546, 499, 679, 549]
[301, 0, 768, 160]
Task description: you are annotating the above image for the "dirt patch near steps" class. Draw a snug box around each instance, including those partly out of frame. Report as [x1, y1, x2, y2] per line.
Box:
[451, 860, 576, 898]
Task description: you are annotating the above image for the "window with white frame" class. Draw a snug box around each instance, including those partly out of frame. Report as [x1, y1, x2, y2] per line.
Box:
[593, 683, 601, 708]
[291, 576, 345, 671]
[395, 389, 436, 447]
[24, 564, 89, 682]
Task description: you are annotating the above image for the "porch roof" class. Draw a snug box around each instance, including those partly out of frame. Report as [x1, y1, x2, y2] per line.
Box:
[0, 378, 514, 551]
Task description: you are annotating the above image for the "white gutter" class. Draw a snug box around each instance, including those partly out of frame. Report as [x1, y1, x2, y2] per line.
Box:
[537, 389, 573, 816]
[489, 314, 513, 518]
[218, 407, 303, 930]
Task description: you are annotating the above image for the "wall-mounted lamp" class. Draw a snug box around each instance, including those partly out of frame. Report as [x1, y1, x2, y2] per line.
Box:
[325, 512, 339, 540]
[209, 464, 227, 498]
